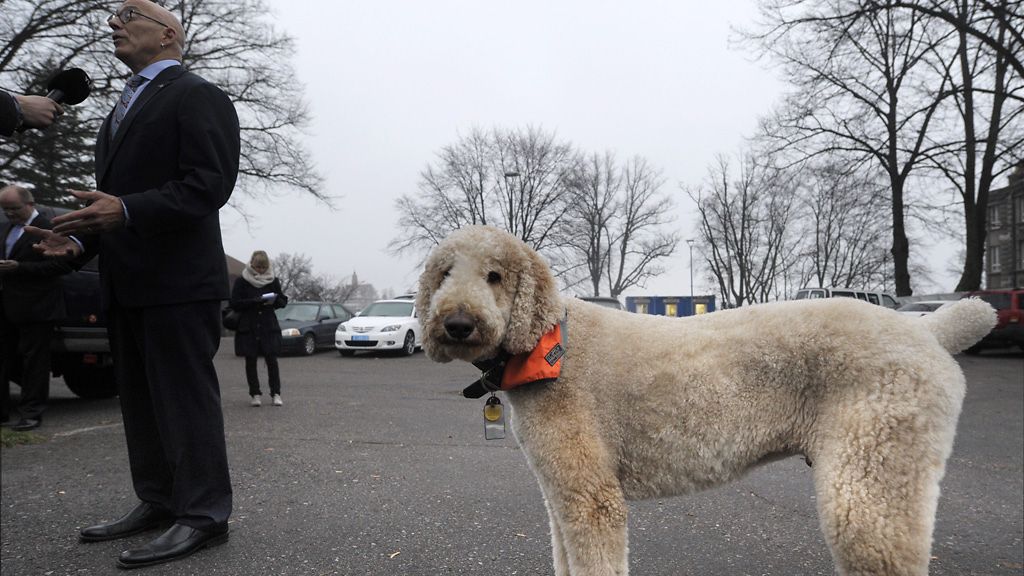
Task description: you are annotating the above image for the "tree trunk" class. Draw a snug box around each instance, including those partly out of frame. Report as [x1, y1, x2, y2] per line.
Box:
[956, 199, 986, 291]
[891, 180, 913, 296]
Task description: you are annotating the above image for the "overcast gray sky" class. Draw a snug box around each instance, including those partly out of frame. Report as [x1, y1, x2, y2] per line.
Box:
[219, 0, 957, 299]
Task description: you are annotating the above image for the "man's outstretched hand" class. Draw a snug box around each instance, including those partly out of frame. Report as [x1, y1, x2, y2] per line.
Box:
[51, 189, 125, 235]
[24, 226, 83, 259]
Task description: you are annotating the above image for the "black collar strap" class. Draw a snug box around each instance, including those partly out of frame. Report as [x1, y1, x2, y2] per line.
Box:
[462, 310, 567, 399]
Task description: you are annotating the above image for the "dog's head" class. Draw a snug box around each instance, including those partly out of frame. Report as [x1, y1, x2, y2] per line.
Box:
[416, 226, 563, 363]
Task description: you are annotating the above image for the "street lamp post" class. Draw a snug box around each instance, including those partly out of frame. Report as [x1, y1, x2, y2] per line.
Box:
[503, 171, 520, 188]
[686, 239, 695, 316]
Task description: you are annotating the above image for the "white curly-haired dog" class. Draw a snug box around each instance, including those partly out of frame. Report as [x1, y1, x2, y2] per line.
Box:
[415, 225, 996, 576]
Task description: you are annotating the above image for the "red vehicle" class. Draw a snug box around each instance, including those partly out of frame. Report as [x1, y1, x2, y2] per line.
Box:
[962, 289, 1024, 353]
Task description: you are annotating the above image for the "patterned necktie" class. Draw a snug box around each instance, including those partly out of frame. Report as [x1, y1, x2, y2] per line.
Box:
[110, 74, 145, 139]
[4, 224, 22, 258]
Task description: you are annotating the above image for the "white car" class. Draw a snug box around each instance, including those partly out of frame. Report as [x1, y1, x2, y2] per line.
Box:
[895, 300, 956, 317]
[335, 299, 422, 356]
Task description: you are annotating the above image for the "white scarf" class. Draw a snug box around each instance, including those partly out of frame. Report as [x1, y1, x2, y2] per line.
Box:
[242, 265, 275, 288]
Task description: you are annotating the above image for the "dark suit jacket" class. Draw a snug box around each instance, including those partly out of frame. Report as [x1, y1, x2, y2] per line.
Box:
[0, 90, 20, 137]
[82, 65, 240, 308]
[1, 213, 71, 323]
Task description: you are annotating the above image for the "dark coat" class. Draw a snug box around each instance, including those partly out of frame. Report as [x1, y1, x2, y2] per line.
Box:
[0, 91, 19, 137]
[78, 65, 240, 309]
[1, 213, 72, 323]
[231, 276, 287, 357]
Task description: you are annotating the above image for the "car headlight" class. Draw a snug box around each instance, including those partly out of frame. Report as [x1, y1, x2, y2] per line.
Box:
[281, 328, 300, 337]
[337, 324, 348, 333]
[380, 324, 400, 333]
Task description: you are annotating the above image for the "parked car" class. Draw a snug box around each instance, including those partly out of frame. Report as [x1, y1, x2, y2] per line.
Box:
[335, 299, 421, 356]
[2, 205, 116, 399]
[794, 287, 901, 309]
[275, 301, 353, 356]
[895, 300, 956, 317]
[577, 296, 624, 310]
[961, 289, 1024, 353]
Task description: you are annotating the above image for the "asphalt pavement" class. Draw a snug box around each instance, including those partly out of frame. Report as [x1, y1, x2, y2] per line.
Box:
[1, 341, 1021, 576]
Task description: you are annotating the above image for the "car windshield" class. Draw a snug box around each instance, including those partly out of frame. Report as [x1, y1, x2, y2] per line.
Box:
[581, 298, 621, 309]
[967, 293, 1011, 310]
[898, 302, 943, 312]
[359, 302, 413, 317]
[275, 303, 321, 322]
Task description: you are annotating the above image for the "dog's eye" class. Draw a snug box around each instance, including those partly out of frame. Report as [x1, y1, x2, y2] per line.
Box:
[442, 268, 451, 279]
[487, 271, 502, 284]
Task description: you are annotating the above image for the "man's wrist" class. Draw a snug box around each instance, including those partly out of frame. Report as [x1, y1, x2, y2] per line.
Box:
[11, 95, 25, 131]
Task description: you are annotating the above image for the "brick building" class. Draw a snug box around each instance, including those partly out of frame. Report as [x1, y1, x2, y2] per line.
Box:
[986, 162, 1024, 289]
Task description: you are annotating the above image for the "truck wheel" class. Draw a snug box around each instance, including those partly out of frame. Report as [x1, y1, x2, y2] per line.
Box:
[63, 365, 118, 399]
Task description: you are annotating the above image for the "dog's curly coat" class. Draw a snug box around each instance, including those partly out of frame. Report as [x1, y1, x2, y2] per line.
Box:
[416, 225, 997, 576]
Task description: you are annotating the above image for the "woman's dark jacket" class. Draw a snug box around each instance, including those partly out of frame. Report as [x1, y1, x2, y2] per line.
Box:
[230, 276, 288, 357]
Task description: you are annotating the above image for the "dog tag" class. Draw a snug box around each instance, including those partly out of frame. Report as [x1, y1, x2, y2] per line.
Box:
[483, 394, 506, 440]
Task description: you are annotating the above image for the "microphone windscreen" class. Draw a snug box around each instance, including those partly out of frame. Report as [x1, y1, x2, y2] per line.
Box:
[46, 68, 92, 105]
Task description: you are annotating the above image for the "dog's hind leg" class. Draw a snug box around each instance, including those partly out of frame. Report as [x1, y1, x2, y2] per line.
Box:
[810, 374, 962, 576]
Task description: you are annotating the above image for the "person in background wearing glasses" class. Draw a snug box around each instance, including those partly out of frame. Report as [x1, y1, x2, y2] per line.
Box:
[0, 185, 71, 432]
[26, 0, 240, 569]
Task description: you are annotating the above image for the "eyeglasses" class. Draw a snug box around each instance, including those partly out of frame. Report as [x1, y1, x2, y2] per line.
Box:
[107, 7, 170, 28]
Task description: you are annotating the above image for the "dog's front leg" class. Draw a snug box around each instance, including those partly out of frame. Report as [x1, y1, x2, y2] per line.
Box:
[540, 491, 571, 576]
[520, 425, 629, 576]
[539, 465, 628, 576]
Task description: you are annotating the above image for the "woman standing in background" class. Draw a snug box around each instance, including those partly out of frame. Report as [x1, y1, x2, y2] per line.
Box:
[231, 250, 287, 406]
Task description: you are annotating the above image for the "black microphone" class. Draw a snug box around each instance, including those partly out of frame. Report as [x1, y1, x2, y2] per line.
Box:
[46, 68, 92, 105]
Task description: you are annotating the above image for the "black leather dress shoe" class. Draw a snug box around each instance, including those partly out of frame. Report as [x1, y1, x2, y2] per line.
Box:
[11, 418, 41, 431]
[80, 502, 173, 542]
[117, 523, 228, 569]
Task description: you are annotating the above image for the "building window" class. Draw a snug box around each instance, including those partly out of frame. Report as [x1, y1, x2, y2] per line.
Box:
[665, 302, 678, 317]
[695, 303, 707, 315]
[636, 302, 648, 314]
[990, 205, 1002, 229]
[1017, 196, 1024, 223]
[1018, 239, 1024, 269]
[990, 245, 1002, 273]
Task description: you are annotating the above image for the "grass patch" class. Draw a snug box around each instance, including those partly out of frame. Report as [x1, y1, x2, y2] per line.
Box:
[0, 427, 46, 448]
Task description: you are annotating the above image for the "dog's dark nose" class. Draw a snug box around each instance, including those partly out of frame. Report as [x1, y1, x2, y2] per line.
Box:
[444, 312, 476, 340]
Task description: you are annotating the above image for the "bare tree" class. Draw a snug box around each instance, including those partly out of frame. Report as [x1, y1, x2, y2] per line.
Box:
[272, 253, 368, 303]
[795, 162, 892, 290]
[561, 153, 678, 297]
[869, 0, 1024, 78]
[605, 157, 679, 298]
[391, 126, 577, 271]
[562, 151, 620, 296]
[688, 153, 797, 307]
[0, 0, 324, 206]
[273, 252, 315, 298]
[0, 0, 114, 203]
[915, 0, 1024, 290]
[746, 0, 960, 296]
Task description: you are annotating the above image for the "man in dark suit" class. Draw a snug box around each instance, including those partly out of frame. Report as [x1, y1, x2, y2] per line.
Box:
[0, 185, 71, 431]
[27, 1, 240, 568]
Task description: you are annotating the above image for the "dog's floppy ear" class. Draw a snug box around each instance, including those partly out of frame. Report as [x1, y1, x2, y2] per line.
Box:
[415, 247, 452, 362]
[502, 242, 563, 355]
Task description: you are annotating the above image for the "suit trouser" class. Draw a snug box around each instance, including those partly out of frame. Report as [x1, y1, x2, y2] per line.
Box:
[0, 312, 52, 421]
[108, 299, 232, 530]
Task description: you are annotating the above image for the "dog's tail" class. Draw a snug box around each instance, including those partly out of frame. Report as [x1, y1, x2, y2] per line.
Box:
[921, 298, 997, 354]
